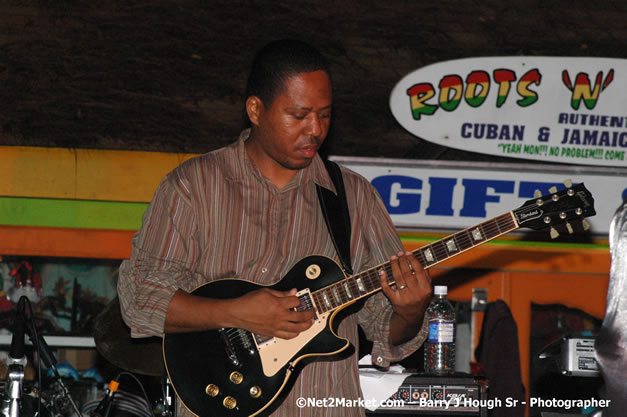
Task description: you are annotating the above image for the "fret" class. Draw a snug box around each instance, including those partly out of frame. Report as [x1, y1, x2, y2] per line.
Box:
[355, 277, 366, 293]
[481, 220, 498, 239]
[445, 237, 458, 254]
[310, 211, 521, 315]
[322, 292, 332, 309]
[415, 249, 427, 267]
[333, 282, 345, 304]
[455, 230, 473, 251]
[413, 216, 514, 268]
[366, 269, 380, 292]
[312, 292, 324, 314]
[422, 246, 435, 264]
[331, 285, 342, 305]
[493, 216, 503, 234]
[343, 281, 353, 299]
[471, 226, 484, 242]
[501, 213, 517, 230]
[431, 240, 448, 261]
[337, 282, 349, 304]
[347, 280, 359, 298]
[478, 223, 492, 239]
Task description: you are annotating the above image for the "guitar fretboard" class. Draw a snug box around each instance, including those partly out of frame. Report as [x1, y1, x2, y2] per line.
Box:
[310, 212, 518, 314]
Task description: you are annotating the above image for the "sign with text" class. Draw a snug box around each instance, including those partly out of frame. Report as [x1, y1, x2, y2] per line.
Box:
[390, 57, 627, 167]
[332, 157, 625, 236]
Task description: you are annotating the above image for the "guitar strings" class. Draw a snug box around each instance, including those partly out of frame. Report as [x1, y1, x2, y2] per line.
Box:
[310, 212, 518, 315]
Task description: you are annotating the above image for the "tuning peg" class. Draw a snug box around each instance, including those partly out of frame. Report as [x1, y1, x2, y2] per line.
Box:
[534, 190, 542, 198]
[563, 179, 573, 188]
[549, 186, 558, 194]
[550, 227, 560, 239]
[582, 219, 591, 231]
[566, 222, 574, 234]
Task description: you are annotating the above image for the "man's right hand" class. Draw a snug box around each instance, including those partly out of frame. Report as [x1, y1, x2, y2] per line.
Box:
[228, 288, 316, 339]
[164, 287, 315, 339]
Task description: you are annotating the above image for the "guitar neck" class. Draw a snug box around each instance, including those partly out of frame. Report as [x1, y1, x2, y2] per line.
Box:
[310, 211, 519, 314]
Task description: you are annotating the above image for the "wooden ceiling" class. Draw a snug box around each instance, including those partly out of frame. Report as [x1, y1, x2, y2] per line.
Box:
[2, 0, 626, 162]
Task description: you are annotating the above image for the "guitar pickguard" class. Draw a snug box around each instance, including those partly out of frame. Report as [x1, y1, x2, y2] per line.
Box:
[257, 311, 330, 376]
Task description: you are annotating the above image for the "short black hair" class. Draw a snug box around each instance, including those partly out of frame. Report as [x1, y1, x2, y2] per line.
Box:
[245, 39, 331, 107]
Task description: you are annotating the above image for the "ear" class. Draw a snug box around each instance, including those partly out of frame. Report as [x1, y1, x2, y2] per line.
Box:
[246, 96, 263, 126]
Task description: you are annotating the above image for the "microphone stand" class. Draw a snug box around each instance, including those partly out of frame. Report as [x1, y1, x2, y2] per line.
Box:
[7, 297, 28, 417]
[25, 321, 84, 417]
[7, 356, 26, 417]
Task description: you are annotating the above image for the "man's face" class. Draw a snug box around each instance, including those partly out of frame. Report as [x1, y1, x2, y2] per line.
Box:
[249, 70, 332, 171]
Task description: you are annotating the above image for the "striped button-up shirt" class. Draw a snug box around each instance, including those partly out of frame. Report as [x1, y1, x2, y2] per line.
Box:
[118, 130, 427, 417]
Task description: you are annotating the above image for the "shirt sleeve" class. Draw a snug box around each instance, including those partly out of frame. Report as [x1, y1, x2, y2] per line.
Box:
[355, 184, 429, 368]
[117, 167, 199, 338]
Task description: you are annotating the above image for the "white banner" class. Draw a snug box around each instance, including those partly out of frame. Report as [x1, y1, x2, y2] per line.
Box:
[332, 157, 626, 237]
[390, 57, 627, 167]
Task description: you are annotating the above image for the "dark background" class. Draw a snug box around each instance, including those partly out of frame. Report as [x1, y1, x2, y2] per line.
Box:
[2, 0, 626, 161]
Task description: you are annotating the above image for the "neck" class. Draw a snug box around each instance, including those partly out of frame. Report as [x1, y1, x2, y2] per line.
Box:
[310, 212, 519, 314]
[245, 136, 299, 189]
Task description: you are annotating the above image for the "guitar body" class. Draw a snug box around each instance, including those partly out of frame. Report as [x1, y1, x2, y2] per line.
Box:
[163, 255, 351, 417]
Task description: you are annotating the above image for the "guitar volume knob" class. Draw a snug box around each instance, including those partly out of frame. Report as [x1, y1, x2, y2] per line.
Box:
[205, 384, 220, 397]
[229, 371, 244, 384]
[223, 396, 237, 409]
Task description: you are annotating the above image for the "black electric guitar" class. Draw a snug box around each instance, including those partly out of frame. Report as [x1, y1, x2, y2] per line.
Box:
[163, 181, 596, 417]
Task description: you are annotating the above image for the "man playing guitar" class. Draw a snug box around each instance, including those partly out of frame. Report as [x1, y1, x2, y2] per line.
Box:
[118, 39, 432, 417]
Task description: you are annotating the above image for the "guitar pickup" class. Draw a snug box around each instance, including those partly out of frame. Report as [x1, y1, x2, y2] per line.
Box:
[294, 288, 318, 321]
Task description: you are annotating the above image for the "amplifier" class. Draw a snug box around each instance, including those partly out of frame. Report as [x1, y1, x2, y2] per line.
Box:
[560, 336, 600, 377]
[365, 374, 488, 416]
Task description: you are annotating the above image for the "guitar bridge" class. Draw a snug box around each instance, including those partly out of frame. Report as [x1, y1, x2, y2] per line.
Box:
[218, 328, 240, 366]
[219, 327, 257, 365]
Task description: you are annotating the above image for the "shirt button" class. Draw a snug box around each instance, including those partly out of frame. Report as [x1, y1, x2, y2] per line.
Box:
[261, 267, 268, 273]
[376, 356, 383, 364]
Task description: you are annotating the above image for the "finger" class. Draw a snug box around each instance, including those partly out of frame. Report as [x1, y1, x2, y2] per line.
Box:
[402, 251, 422, 290]
[397, 251, 417, 288]
[419, 267, 432, 289]
[408, 253, 432, 291]
[389, 252, 407, 291]
[286, 309, 315, 323]
[263, 289, 302, 310]
[267, 287, 298, 297]
[379, 268, 397, 299]
[275, 330, 300, 340]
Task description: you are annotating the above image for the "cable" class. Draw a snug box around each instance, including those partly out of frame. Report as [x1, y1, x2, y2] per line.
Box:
[20, 296, 43, 417]
[115, 372, 152, 412]
[82, 380, 152, 417]
[22, 295, 84, 417]
[19, 297, 153, 417]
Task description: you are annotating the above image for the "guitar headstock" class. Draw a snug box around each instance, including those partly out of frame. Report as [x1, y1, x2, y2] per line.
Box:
[513, 180, 596, 237]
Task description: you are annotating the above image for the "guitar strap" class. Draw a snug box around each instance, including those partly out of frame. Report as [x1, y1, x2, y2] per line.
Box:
[316, 160, 353, 276]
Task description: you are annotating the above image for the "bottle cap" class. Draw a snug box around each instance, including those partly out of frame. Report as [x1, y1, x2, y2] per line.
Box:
[434, 285, 447, 295]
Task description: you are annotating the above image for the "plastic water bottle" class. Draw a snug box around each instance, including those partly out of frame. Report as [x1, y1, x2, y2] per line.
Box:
[424, 285, 456, 374]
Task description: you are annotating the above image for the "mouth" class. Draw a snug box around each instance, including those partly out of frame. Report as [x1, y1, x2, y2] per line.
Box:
[298, 146, 317, 158]
[297, 138, 321, 159]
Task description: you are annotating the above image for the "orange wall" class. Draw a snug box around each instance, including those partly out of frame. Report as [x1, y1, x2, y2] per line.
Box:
[402, 239, 610, 414]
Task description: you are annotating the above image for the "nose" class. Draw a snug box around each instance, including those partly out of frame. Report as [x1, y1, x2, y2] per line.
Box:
[306, 113, 322, 137]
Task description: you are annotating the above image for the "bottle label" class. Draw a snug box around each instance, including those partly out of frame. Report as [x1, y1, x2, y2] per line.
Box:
[427, 322, 455, 344]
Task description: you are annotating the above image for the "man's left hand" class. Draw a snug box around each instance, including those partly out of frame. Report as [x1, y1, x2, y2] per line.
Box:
[380, 251, 433, 344]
